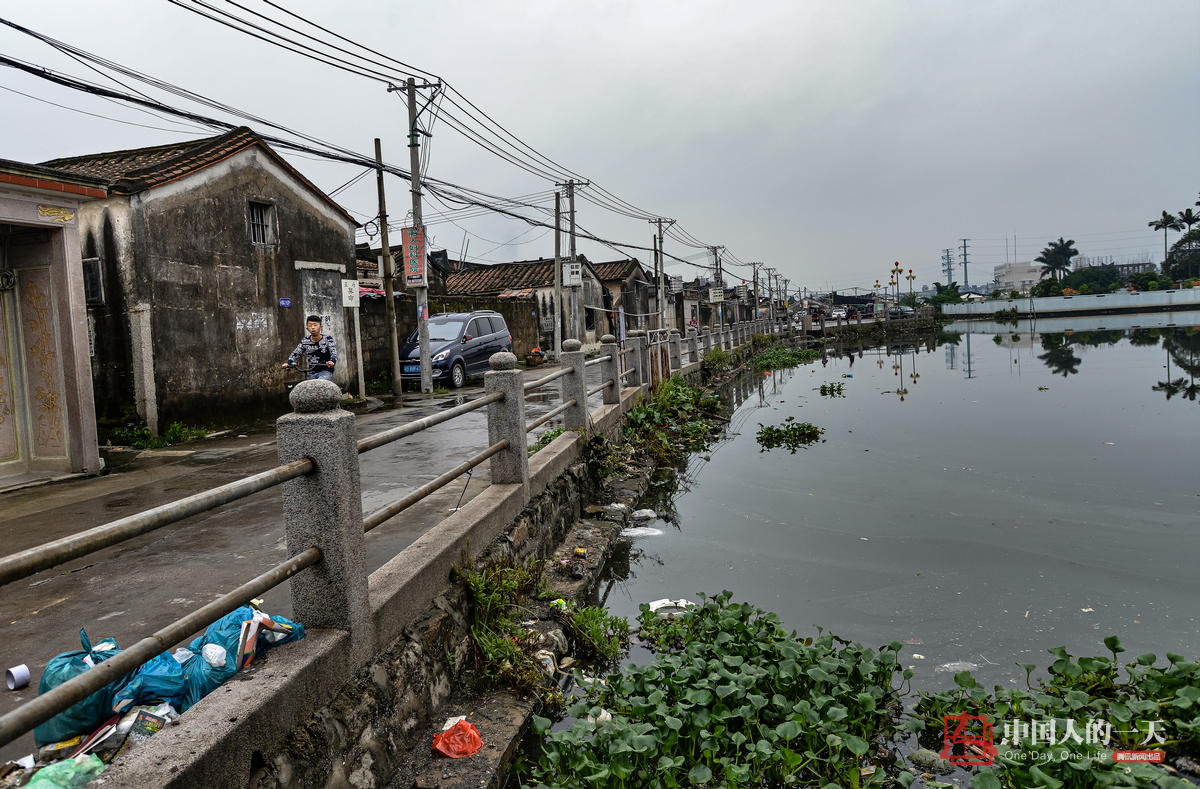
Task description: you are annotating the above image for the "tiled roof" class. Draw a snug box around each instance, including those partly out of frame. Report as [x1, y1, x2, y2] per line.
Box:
[592, 258, 645, 282]
[446, 259, 557, 295]
[41, 127, 355, 224]
[0, 159, 108, 199]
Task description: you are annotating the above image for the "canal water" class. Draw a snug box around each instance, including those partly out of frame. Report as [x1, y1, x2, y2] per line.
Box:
[602, 313, 1200, 691]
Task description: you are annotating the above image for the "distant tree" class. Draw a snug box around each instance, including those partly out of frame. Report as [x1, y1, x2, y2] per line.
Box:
[1035, 237, 1079, 282]
[1164, 226, 1200, 281]
[1037, 334, 1081, 376]
[1148, 210, 1184, 266]
[1179, 208, 1199, 232]
[1152, 377, 1186, 400]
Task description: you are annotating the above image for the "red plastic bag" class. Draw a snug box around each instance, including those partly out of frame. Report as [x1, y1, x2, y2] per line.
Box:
[432, 720, 483, 758]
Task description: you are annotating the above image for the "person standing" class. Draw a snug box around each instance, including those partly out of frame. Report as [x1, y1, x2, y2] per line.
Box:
[282, 315, 337, 381]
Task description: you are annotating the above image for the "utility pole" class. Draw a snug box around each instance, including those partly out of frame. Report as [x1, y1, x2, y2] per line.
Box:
[651, 232, 661, 329]
[374, 138, 402, 402]
[403, 77, 440, 394]
[712, 246, 725, 332]
[751, 262, 761, 319]
[942, 249, 955, 286]
[959, 238, 970, 293]
[766, 268, 775, 326]
[650, 218, 675, 330]
[553, 191, 562, 358]
[783, 278, 790, 316]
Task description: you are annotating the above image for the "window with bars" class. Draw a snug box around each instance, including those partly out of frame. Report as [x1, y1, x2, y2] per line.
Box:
[248, 201, 275, 245]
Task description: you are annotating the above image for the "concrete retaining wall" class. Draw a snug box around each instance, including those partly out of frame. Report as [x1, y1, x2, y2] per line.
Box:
[942, 288, 1200, 318]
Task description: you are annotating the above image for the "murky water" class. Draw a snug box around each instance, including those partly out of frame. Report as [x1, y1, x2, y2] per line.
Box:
[602, 313, 1200, 691]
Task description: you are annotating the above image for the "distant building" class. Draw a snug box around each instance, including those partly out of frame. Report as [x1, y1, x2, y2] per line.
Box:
[993, 262, 1043, 294]
[43, 127, 358, 431]
[591, 258, 652, 332]
[1073, 256, 1156, 278]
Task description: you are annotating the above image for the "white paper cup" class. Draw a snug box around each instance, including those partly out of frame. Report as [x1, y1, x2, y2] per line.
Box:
[5, 664, 30, 690]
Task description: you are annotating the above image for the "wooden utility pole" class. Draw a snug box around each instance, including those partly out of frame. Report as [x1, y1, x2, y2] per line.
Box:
[553, 191, 562, 358]
[374, 138, 402, 402]
[406, 77, 433, 394]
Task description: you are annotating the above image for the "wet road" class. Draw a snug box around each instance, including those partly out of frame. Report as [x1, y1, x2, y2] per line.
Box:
[0, 362, 606, 761]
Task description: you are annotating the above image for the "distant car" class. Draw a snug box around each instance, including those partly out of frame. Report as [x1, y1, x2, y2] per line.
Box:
[831, 307, 848, 319]
[398, 310, 513, 388]
[888, 305, 916, 319]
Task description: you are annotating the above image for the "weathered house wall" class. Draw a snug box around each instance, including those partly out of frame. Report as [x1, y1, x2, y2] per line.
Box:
[79, 148, 355, 428]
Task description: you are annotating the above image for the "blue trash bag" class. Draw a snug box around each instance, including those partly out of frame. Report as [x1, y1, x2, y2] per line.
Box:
[187, 606, 304, 665]
[110, 651, 186, 714]
[178, 643, 237, 712]
[33, 630, 130, 746]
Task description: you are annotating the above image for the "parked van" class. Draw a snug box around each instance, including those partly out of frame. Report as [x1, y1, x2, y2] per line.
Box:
[398, 311, 513, 388]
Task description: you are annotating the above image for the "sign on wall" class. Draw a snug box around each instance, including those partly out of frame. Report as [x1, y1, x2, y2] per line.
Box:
[708, 287, 724, 303]
[402, 226, 426, 288]
[341, 279, 360, 308]
[564, 260, 582, 287]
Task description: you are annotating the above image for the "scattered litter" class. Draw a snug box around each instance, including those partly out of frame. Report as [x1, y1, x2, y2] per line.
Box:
[586, 708, 612, 726]
[432, 719, 483, 759]
[25, 754, 105, 788]
[534, 650, 557, 679]
[573, 547, 588, 558]
[630, 509, 657, 521]
[5, 663, 29, 691]
[911, 654, 925, 660]
[1103, 442, 1115, 446]
[620, 526, 663, 538]
[520, 619, 538, 627]
[236, 434, 248, 438]
[934, 661, 981, 673]
[859, 537, 869, 542]
[1081, 607, 1095, 613]
[1024, 610, 1030, 618]
[559, 656, 576, 670]
[905, 637, 922, 645]
[440, 715, 466, 731]
[605, 502, 628, 513]
[860, 765, 876, 778]
[549, 599, 568, 611]
[647, 599, 693, 618]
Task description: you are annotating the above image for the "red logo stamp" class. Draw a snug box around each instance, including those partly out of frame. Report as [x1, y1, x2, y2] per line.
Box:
[942, 713, 997, 765]
[1112, 750, 1165, 763]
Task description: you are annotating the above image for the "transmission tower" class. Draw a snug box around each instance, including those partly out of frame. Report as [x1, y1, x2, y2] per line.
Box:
[942, 249, 955, 284]
[959, 239, 970, 291]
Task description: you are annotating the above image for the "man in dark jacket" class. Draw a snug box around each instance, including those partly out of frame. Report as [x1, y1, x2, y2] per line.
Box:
[282, 315, 337, 381]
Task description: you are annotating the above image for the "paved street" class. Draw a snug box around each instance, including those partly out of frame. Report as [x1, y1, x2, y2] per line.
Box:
[0, 362, 605, 762]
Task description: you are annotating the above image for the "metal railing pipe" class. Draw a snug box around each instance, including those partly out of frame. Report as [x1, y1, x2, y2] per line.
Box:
[526, 400, 576, 433]
[588, 381, 614, 397]
[0, 458, 315, 588]
[523, 367, 572, 392]
[356, 391, 502, 454]
[362, 441, 509, 533]
[0, 546, 321, 748]
[583, 355, 611, 368]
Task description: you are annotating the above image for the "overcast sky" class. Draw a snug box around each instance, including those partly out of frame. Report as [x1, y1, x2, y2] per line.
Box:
[3, 1, 1197, 293]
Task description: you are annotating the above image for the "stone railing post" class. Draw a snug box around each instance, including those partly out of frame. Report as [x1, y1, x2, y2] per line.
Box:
[278, 380, 371, 664]
[559, 339, 589, 428]
[599, 335, 620, 404]
[485, 352, 529, 489]
[723, 326, 732, 350]
[702, 329, 713, 356]
[687, 328, 698, 365]
[668, 330, 682, 371]
[626, 331, 645, 387]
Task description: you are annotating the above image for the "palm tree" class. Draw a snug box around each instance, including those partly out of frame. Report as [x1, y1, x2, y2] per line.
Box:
[1148, 210, 1183, 266]
[1179, 208, 1200, 232]
[1035, 237, 1079, 282]
[1152, 377, 1186, 400]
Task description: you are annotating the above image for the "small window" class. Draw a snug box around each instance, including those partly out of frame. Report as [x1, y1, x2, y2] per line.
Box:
[82, 257, 104, 305]
[248, 201, 275, 245]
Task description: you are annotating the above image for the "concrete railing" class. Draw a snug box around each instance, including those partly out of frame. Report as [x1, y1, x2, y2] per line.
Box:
[0, 321, 765, 753]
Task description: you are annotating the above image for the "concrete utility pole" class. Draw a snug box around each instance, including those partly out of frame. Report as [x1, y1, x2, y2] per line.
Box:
[959, 238, 970, 293]
[651, 233, 661, 329]
[405, 77, 434, 394]
[766, 268, 775, 326]
[751, 262, 760, 320]
[567, 180, 579, 341]
[553, 191, 562, 358]
[373, 138, 402, 402]
[650, 218, 674, 330]
[711, 246, 725, 332]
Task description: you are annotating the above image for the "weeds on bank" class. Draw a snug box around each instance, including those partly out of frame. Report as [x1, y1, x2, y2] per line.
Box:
[554, 601, 628, 663]
[819, 382, 845, 397]
[756, 417, 824, 453]
[529, 426, 567, 456]
[701, 347, 731, 375]
[911, 637, 1200, 789]
[453, 555, 549, 699]
[751, 332, 774, 350]
[518, 591, 908, 788]
[623, 376, 722, 465]
[104, 420, 207, 449]
[754, 346, 821, 370]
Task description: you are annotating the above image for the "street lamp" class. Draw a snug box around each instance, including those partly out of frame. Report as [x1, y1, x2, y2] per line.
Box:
[891, 261, 903, 306]
[906, 268, 916, 307]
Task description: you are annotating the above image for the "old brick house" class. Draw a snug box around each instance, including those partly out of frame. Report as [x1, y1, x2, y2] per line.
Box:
[42, 127, 358, 432]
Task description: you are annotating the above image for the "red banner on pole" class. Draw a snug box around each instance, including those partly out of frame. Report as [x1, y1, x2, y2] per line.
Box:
[402, 226, 426, 288]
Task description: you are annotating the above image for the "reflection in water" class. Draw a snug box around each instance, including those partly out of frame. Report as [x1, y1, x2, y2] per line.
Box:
[1037, 335, 1082, 377]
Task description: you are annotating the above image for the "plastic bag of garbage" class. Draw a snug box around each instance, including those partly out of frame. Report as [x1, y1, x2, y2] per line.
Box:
[33, 631, 131, 746]
[111, 652, 185, 713]
[25, 754, 105, 788]
[178, 643, 236, 712]
[188, 606, 304, 670]
[432, 720, 483, 758]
